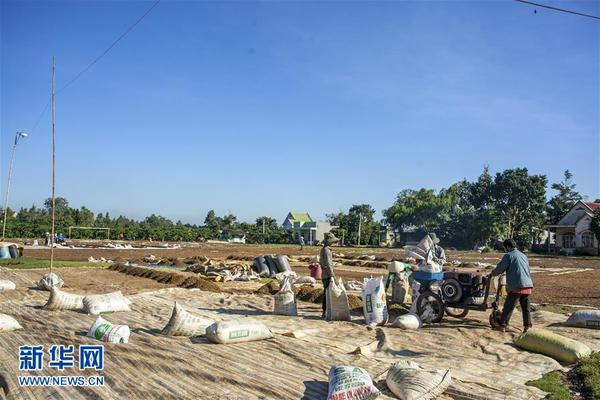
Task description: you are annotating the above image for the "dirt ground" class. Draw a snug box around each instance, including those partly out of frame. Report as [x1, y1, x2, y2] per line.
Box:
[22, 243, 600, 307]
[2, 265, 600, 400]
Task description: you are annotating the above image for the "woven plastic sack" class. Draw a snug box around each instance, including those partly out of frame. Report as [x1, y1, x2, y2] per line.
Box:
[205, 319, 272, 344]
[294, 276, 316, 285]
[362, 277, 388, 326]
[44, 287, 85, 311]
[404, 235, 434, 261]
[0, 246, 10, 259]
[390, 314, 422, 330]
[309, 263, 322, 279]
[0, 314, 22, 332]
[0, 280, 16, 291]
[254, 256, 270, 277]
[83, 291, 131, 315]
[326, 278, 351, 321]
[274, 276, 297, 316]
[391, 274, 410, 304]
[565, 310, 600, 329]
[162, 302, 215, 336]
[513, 329, 591, 364]
[386, 360, 451, 400]
[37, 273, 64, 290]
[274, 255, 292, 273]
[87, 316, 130, 344]
[327, 365, 380, 400]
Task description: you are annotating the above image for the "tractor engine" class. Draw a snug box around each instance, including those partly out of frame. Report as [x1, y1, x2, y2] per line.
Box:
[441, 272, 486, 305]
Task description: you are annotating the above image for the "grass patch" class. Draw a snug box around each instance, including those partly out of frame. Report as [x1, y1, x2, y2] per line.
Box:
[526, 371, 570, 400]
[0, 256, 109, 269]
[576, 352, 600, 399]
[534, 304, 581, 315]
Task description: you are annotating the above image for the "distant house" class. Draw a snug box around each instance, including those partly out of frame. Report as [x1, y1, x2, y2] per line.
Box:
[282, 212, 335, 245]
[220, 230, 246, 244]
[282, 212, 313, 230]
[546, 201, 599, 255]
[379, 224, 397, 247]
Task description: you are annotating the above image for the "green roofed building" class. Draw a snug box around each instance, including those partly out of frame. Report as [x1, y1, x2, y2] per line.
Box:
[282, 212, 336, 245]
[282, 212, 313, 230]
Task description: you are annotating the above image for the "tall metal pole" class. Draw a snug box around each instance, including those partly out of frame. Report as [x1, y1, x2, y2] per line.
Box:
[357, 212, 362, 246]
[50, 57, 57, 273]
[1, 141, 18, 240]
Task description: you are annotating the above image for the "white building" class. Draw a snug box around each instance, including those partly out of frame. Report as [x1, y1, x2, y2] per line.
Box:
[546, 201, 599, 255]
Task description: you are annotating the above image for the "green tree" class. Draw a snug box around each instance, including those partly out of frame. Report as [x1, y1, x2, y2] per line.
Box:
[222, 214, 237, 228]
[383, 189, 444, 235]
[491, 168, 547, 248]
[546, 170, 582, 224]
[328, 204, 379, 245]
[439, 168, 502, 248]
[204, 210, 221, 239]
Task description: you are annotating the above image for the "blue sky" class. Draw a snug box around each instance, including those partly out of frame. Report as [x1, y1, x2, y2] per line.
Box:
[1, 0, 598, 224]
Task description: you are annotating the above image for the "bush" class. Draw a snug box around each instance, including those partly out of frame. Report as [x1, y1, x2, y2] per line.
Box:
[481, 246, 493, 253]
[526, 371, 570, 400]
[558, 249, 568, 256]
[576, 352, 600, 399]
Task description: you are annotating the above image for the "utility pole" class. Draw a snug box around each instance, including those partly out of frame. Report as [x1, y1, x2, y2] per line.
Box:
[50, 57, 56, 273]
[357, 212, 362, 246]
[1, 132, 27, 240]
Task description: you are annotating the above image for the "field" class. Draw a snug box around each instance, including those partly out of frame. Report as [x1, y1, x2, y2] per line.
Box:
[1, 242, 599, 399]
[22, 243, 600, 307]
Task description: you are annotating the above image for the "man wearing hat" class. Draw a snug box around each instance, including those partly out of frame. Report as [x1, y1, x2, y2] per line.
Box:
[429, 233, 446, 266]
[320, 232, 339, 318]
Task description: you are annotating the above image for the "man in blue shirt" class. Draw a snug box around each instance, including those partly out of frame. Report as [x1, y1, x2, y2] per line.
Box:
[490, 239, 534, 332]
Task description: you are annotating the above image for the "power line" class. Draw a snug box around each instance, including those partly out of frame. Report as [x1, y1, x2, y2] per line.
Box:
[28, 0, 161, 134]
[514, 0, 600, 20]
[58, 0, 161, 92]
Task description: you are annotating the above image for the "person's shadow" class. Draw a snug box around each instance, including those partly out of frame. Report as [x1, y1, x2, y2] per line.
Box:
[300, 379, 328, 400]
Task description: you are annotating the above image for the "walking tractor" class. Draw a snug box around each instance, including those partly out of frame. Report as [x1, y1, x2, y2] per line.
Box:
[413, 270, 506, 326]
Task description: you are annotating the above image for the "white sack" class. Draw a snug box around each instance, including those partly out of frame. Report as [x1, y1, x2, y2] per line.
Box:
[44, 287, 85, 311]
[388, 261, 405, 273]
[0, 280, 16, 291]
[390, 314, 422, 330]
[386, 360, 451, 400]
[0, 314, 22, 332]
[83, 291, 131, 315]
[37, 273, 64, 290]
[391, 274, 410, 305]
[205, 319, 272, 344]
[327, 365, 380, 400]
[565, 310, 600, 329]
[409, 281, 421, 314]
[326, 278, 351, 321]
[87, 316, 130, 344]
[275, 270, 297, 282]
[162, 302, 214, 336]
[274, 276, 297, 316]
[361, 277, 388, 326]
[294, 276, 316, 285]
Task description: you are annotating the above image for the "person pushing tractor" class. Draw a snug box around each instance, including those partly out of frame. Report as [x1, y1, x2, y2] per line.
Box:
[489, 239, 533, 333]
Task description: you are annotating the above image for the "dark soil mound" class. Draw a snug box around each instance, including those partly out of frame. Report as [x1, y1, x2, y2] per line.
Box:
[108, 263, 221, 293]
[255, 280, 280, 295]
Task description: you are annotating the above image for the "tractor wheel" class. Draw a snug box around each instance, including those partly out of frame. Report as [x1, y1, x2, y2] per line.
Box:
[441, 279, 463, 303]
[445, 307, 469, 319]
[416, 291, 444, 323]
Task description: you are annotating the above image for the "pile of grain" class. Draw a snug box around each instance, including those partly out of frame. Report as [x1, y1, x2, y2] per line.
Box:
[255, 280, 362, 310]
[108, 264, 222, 292]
